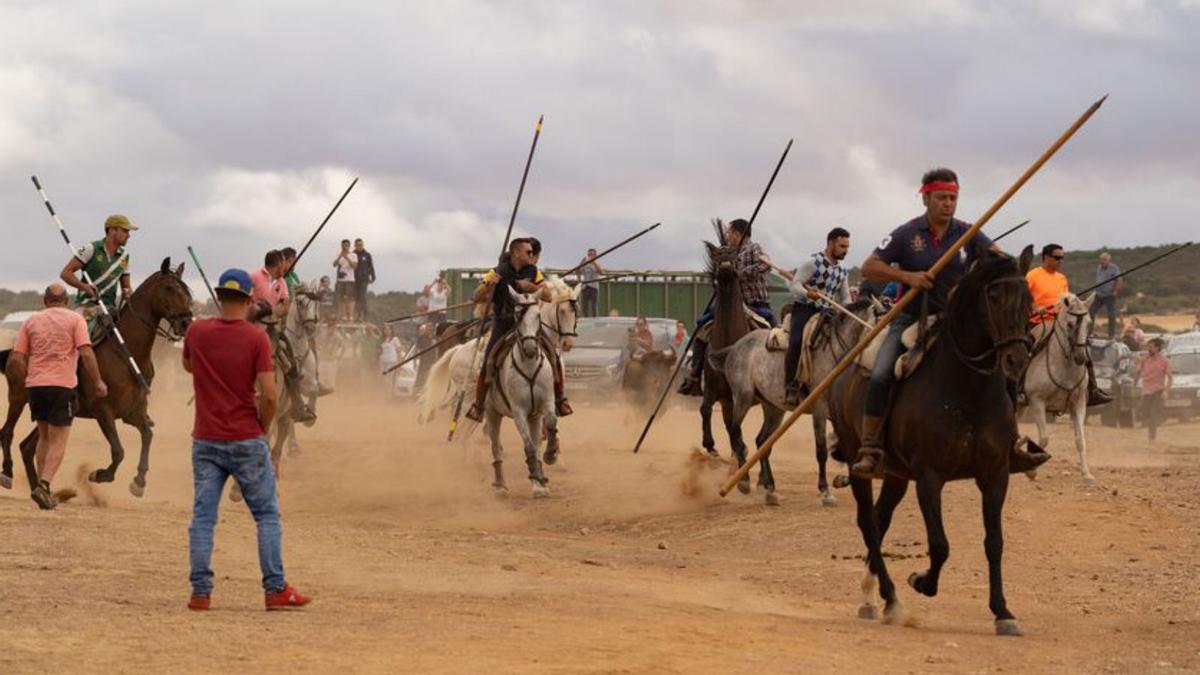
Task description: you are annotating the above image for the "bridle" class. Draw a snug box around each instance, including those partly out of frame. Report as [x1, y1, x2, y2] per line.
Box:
[541, 296, 579, 342]
[125, 274, 193, 342]
[505, 300, 547, 408]
[946, 276, 1032, 374]
[1042, 303, 1090, 393]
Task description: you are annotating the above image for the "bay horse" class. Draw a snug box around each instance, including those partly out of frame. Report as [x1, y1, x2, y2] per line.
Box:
[826, 246, 1040, 636]
[699, 241, 778, 504]
[1, 258, 193, 497]
[711, 299, 881, 507]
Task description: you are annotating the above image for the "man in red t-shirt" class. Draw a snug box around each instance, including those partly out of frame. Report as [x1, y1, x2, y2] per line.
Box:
[181, 268, 311, 611]
[9, 284, 106, 509]
[1136, 337, 1173, 442]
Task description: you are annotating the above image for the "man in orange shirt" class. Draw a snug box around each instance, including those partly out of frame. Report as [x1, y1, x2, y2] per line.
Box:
[9, 284, 107, 509]
[1025, 244, 1110, 406]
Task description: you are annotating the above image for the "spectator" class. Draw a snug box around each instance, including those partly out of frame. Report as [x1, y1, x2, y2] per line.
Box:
[607, 308, 621, 317]
[182, 268, 310, 611]
[317, 276, 335, 323]
[332, 239, 357, 322]
[1192, 311, 1200, 333]
[414, 321, 436, 391]
[9, 284, 106, 510]
[1123, 317, 1146, 352]
[633, 315, 654, 353]
[1089, 252, 1123, 339]
[672, 321, 689, 349]
[578, 248, 603, 317]
[848, 285, 860, 303]
[353, 238, 376, 322]
[1136, 337, 1172, 442]
[379, 324, 402, 391]
[426, 275, 449, 322]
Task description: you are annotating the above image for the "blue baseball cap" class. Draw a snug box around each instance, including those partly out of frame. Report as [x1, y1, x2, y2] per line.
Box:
[215, 268, 253, 298]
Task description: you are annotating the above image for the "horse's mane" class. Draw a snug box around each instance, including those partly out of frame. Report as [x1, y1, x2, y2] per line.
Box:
[942, 252, 1021, 325]
[542, 275, 573, 302]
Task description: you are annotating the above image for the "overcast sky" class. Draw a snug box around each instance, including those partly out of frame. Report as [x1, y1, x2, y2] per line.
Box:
[1, 1, 1197, 293]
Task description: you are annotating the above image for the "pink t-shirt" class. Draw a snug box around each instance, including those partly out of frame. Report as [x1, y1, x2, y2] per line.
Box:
[13, 307, 91, 388]
[1138, 353, 1172, 395]
[250, 267, 289, 309]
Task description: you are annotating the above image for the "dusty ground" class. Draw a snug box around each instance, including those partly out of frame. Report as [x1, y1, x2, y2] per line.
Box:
[1, 375, 1198, 674]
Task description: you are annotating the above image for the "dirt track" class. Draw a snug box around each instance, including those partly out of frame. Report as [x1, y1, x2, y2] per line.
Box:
[1, 380, 1198, 674]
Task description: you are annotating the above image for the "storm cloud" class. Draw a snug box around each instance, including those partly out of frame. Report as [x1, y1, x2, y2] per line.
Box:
[1, 1, 1197, 291]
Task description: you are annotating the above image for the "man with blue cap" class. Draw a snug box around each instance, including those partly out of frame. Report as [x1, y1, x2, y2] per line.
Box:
[182, 268, 311, 612]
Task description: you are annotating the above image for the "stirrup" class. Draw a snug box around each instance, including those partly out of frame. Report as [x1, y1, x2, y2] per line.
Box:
[464, 403, 485, 423]
[850, 449, 881, 479]
[556, 399, 574, 417]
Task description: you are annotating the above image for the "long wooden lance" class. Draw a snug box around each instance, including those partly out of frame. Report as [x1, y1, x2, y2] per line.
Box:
[633, 138, 794, 453]
[291, 177, 359, 270]
[1075, 241, 1193, 297]
[382, 317, 484, 375]
[31, 175, 149, 392]
[449, 114, 545, 440]
[384, 300, 476, 324]
[720, 95, 1108, 496]
[186, 245, 220, 307]
[559, 222, 662, 279]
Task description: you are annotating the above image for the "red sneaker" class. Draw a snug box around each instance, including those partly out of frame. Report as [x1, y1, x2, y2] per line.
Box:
[188, 594, 211, 611]
[265, 584, 311, 610]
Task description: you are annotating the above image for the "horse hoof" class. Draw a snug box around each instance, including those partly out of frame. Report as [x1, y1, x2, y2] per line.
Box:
[764, 492, 780, 507]
[737, 479, 751, 495]
[832, 475, 851, 489]
[229, 483, 243, 503]
[857, 604, 877, 620]
[88, 469, 113, 484]
[0, 473, 11, 490]
[882, 601, 905, 625]
[531, 483, 550, 499]
[705, 448, 719, 458]
[543, 450, 558, 466]
[493, 484, 509, 497]
[995, 619, 1024, 637]
[820, 490, 837, 507]
[908, 572, 937, 597]
[129, 480, 145, 498]
[1083, 474, 1097, 486]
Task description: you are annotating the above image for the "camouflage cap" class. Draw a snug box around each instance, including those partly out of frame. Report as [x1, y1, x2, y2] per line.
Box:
[104, 214, 139, 231]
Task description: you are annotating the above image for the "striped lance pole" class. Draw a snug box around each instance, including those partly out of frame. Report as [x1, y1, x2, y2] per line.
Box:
[31, 175, 149, 391]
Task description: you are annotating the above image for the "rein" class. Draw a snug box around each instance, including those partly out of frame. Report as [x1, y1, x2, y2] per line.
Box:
[124, 275, 193, 342]
[945, 276, 1032, 375]
[1042, 306, 1089, 395]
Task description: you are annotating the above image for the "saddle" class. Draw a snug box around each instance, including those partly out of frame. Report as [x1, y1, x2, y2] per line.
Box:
[856, 315, 940, 380]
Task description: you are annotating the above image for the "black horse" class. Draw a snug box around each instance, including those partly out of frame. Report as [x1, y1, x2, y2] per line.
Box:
[827, 245, 1041, 636]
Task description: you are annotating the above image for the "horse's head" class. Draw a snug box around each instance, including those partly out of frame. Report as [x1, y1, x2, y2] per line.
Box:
[508, 286, 543, 359]
[946, 245, 1034, 379]
[291, 283, 322, 339]
[541, 276, 580, 352]
[704, 240, 739, 285]
[1060, 292, 1092, 366]
[133, 258, 194, 340]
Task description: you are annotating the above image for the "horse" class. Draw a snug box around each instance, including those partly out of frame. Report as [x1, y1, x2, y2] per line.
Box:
[621, 347, 678, 418]
[417, 276, 580, 427]
[482, 288, 557, 498]
[710, 299, 880, 507]
[1020, 292, 1095, 483]
[0, 258, 193, 497]
[826, 246, 1039, 636]
[697, 241, 778, 504]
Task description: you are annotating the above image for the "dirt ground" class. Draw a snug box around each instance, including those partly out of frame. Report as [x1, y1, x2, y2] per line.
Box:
[1, 375, 1198, 674]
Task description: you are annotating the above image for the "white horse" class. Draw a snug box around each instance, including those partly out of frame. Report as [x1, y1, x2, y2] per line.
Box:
[418, 276, 580, 425]
[1020, 292, 1095, 483]
[484, 288, 557, 498]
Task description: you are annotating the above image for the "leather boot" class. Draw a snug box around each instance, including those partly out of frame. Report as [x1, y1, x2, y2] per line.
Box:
[785, 380, 807, 407]
[677, 340, 706, 396]
[1085, 360, 1112, 407]
[850, 414, 885, 479]
[464, 372, 488, 422]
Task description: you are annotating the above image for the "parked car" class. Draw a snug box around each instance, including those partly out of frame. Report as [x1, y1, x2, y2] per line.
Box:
[1162, 337, 1200, 422]
[0, 311, 37, 352]
[1090, 338, 1137, 427]
[562, 317, 678, 400]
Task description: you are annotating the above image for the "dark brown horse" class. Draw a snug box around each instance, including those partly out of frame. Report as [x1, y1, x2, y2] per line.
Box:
[1, 258, 193, 498]
[700, 241, 781, 504]
[827, 246, 1039, 636]
[621, 347, 677, 415]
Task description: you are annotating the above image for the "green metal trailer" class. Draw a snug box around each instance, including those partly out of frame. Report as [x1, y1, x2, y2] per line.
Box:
[440, 268, 796, 326]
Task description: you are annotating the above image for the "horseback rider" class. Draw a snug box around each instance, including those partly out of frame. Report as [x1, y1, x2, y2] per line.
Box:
[59, 214, 136, 334]
[251, 250, 316, 424]
[679, 218, 777, 396]
[1025, 243, 1111, 406]
[464, 237, 573, 422]
[850, 168, 1005, 478]
[775, 227, 852, 407]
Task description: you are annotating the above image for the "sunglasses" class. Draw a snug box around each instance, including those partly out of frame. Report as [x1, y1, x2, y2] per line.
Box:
[1051, 255, 1065, 261]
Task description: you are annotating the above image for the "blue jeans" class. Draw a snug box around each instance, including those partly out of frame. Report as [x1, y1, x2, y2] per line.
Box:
[1089, 294, 1117, 339]
[864, 312, 918, 417]
[189, 437, 285, 596]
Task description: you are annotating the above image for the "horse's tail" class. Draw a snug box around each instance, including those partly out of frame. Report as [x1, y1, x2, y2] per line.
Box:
[417, 347, 457, 424]
[707, 344, 733, 373]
